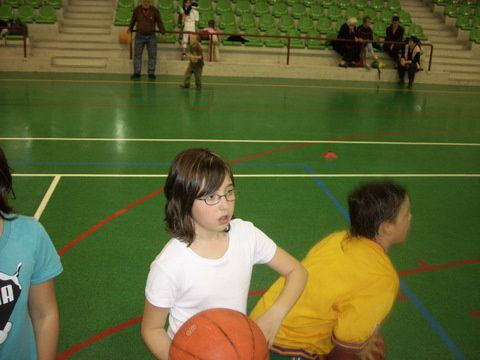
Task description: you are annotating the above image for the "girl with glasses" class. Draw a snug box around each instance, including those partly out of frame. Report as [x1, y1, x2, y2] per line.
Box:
[141, 148, 307, 359]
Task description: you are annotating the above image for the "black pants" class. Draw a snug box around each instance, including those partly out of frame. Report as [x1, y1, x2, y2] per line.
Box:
[398, 63, 418, 85]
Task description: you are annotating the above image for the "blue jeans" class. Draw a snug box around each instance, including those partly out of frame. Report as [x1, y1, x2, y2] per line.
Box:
[133, 33, 157, 75]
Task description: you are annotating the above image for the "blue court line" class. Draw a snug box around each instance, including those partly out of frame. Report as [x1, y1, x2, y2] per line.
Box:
[302, 163, 467, 360]
[11, 161, 172, 166]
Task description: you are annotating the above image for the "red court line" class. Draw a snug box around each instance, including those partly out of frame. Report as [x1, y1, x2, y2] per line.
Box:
[470, 311, 480, 318]
[57, 188, 164, 256]
[398, 258, 480, 276]
[57, 258, 479, 358]
[56, 316, 142, 360]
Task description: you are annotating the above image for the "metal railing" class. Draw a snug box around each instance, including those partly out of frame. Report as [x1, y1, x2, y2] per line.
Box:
[129, 30, 434, 71]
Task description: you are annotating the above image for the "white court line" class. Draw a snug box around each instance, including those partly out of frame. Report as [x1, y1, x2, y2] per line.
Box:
[1, 137, 479, 146]
[34, 176, 61, 220]
[13, 173, 480, 178]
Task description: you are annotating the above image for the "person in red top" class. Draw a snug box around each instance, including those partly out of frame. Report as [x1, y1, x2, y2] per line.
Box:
[128, 0, 166, 80]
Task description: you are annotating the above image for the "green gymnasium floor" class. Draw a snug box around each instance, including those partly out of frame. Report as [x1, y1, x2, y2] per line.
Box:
[0, 73, 479, 360]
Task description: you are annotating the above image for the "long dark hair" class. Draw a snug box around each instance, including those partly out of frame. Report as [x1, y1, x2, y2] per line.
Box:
[164, 148, 234, 245]
[0, 147, 15, 219]
[348, 181, 407, 239]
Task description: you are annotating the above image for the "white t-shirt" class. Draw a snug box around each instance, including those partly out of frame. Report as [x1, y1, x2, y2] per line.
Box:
[180, 6, 199, 31]
[145, 218, 277, 338]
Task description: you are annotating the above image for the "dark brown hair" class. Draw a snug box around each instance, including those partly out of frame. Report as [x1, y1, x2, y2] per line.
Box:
[164, 148, 234, 245]
[0, 146, 15, 219]
[348, 181, 407, 239]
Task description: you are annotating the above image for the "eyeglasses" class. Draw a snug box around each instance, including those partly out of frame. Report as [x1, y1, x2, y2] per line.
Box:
[197, 189, 237, 206]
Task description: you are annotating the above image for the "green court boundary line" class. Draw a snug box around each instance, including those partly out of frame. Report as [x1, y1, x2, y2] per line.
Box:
[1, 138, 479, 146]
[1, 78, 480, 95]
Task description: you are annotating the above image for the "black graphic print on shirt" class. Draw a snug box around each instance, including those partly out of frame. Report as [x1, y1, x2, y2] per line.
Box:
[0, 263, 22, 345]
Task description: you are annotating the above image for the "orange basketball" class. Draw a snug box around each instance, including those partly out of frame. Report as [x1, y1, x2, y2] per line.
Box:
[119, 30, 131, 44]
[169, 308, 269, 360]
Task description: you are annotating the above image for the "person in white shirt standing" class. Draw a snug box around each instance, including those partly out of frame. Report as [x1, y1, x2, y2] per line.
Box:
[179, 0, 199, 60]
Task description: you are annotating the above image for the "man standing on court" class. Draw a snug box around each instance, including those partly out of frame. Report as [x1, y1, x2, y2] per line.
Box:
[128, 0, 166, 80]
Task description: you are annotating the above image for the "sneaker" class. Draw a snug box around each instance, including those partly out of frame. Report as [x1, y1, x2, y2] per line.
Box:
[130, 74, 141, 80]
[179, 84, 190, 89]
[181, 53, 187, 61]
[148, 74, 156, 80]
[365, 64, 371, 70]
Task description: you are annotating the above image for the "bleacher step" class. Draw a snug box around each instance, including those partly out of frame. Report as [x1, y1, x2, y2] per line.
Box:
[51, 56, 108, 68]
[60, 26, 111, 35]
[34, 40, 126, 50]
[61, 18, 112, 27]
[67, 5, 113, 13]
[63, 12, 113, 20]
[54, 33, 114, 42]
[68, 0, 115, 6]
[35, 48, 127, 57]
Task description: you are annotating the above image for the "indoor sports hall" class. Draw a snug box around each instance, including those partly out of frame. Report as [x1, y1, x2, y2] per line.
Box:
[0, 72, 479, 360]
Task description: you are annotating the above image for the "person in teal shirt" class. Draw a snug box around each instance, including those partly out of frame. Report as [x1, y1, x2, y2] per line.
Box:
[0, 146, 63, 359]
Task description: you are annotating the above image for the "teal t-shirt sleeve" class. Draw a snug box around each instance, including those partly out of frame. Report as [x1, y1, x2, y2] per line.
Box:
[30, 221, 63, 285]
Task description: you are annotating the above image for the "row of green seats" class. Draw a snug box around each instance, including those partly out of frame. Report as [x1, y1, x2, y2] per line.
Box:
[0, 0, 61, 8]
[0, 3, 56, 22]
[444, 2, 480, 17]
[456, 14, 480, 29]
[432, 0, 477, 6]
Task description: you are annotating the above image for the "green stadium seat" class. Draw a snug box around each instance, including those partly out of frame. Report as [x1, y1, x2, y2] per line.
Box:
[373, 19, 385, 38]
[345, 6, 359, 19]
[444, 4, 459, 17]
[264, 28, 285, 47]
[363, 7, 377, 21]
[235, 0, 251, 15]
[285, 0, 300, 6]
[306, 29, 326, 49]
[17, 5, 35, 23]
[24, 0, 41, 9]
[298, 15, 314, 33]
[303, 0, 316, 7]
[117, 0, 134, 8]
[456, 15, 474, 29]
[36, 5, 57, 23]
[272, 1, 288, 17]
[4, 0, 21, 8]
[353, 0, 367, 10]
[278, 14, 295, 32]
[316, 16, 332, 34]
[157, 31, 177, 43]
[216, 0, 233, 15]
[157, 0, 173, 12]
[254, 1, 269, 16]
[292, 3, 307, 18]
[197, 0, 212, 12]
[259, 13, 276, 30]
[337, 0, 350, 9]
[0, 4, 12, 21]
[222, 25, 242, 45]
[44, 0, 62, 9]
[219, 12, 236, 28]
[243, 26, 264, 46]
[387, 0, 400, 12]
[408, 23, 427, 40]
[470, 27, 480, 43]
[114, 7, 132, 26]
[371, 0, 384, 11]
[458, 4, 474, 16]
[319, 0, 334, 9]
[310, 4, 323, 19]
[327, 5, 342, 20]
[473, 16, 480, 29]
[287, 29, 305, 48]
[399, 9, 412, 26]
[198, 10, 214, 28]
[239, 12, 256, 29]
[431, 0, 449, 5]
[381, 9, 393, 23]
[161, 13, 176, 28]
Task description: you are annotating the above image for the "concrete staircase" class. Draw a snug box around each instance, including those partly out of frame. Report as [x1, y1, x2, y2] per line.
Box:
[32, 0, 118, 69]
[401, 0, 480, 84]
[1, 0, 480, 85]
